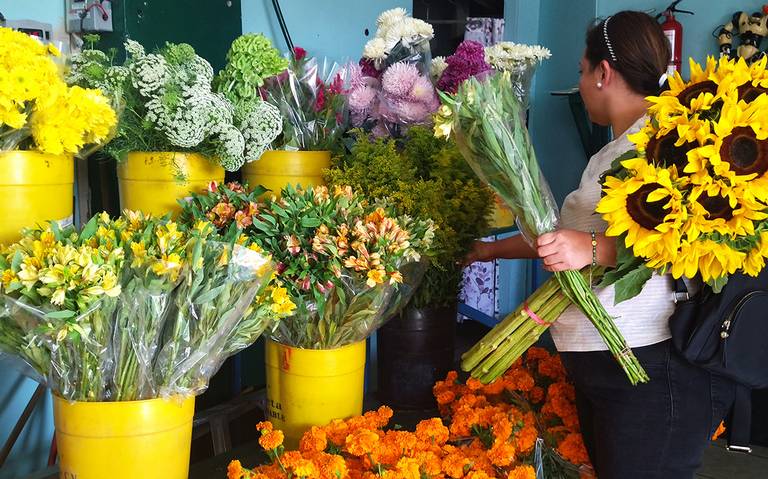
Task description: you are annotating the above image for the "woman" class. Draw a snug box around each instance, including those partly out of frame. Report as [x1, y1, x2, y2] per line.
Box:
[467, 11, 735, 479]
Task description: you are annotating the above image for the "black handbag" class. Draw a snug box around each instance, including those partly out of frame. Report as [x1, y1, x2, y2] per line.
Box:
[669, 269, 768, 452]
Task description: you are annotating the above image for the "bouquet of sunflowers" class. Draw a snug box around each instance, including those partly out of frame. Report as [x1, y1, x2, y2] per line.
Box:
[0, 211, 288, 401]
[596, 56, 768, 297]
[181, 182, 435, 349]
[0, 27, 116, 156]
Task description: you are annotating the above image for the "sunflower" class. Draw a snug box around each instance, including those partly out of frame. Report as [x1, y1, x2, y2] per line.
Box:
[684, 184, 768, 240]
[743, 231, 768, 277]
[597, 159, 687, 262]
[670, 238, 745, 282]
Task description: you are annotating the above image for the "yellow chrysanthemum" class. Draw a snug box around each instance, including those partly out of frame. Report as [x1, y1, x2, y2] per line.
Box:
[597, 159, 687, 263]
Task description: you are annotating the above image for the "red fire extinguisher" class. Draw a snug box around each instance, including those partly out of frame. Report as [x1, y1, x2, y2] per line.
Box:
[658, 0, 694, 73]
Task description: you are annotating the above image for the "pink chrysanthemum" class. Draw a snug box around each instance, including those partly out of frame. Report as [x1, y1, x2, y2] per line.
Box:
[381, 62, 420, 98]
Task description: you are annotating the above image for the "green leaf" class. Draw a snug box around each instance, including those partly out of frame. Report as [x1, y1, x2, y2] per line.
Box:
[49, 219, 63, 242]
[44, 310, 77, 320]
[80, 215, 99, 240]
[301, 217, 322, 228]
[613, 265, 653, 304]
[194, 284, 227, 304]
[708, 276, 729, 293]
[11, 250, 23, 272]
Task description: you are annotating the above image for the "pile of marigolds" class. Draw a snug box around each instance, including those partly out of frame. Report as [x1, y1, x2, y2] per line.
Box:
[227, 348, 592, 479]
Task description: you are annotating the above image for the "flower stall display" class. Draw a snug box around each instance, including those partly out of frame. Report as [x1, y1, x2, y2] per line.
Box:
[0, 27, 116, 244]
[67, 38, 277, 215]
[596, 56, 768, 295]
[347, 7, 440, 137]
[324, 127, 494, 408]
[247, 48, 349, 196]
[227, 348, 594, 479]
[0, 211, 288, 479]
[436, 71, 648, 386]
[180, 182, 435, 445]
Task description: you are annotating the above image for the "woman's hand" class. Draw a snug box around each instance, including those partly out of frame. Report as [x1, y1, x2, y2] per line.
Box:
[463, 240, 495, 265]
[536, 229, 593, 272]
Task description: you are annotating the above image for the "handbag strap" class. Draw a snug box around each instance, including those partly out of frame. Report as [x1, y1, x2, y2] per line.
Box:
[727, 383, 753, 453]
[673, 277, 689, 303]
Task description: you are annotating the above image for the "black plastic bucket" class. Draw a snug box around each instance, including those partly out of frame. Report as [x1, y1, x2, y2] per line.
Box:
[377, 305, 457, 409]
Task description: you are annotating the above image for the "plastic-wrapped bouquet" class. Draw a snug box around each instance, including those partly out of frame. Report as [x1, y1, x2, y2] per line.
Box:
[0, 210, 289, 401]
[348, 8, 440, 137]
[1, 28, 116, 157]
[485, 41, 552, 110]
[67, 38, 268, 171]
[261, 48, 349, 151]
[183, 182, 436, 349]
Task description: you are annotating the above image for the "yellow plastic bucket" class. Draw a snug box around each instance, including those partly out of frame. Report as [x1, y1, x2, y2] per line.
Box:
[0, 151, 73, 245]
[265, 339, 366, 447]
[53, 395, 195, 479]
[241, 150, 330, 196]
[117, 152, 224, 216]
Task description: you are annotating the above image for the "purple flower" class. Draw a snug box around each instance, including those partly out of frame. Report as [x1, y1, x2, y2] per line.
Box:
[437, 40, 492, 93]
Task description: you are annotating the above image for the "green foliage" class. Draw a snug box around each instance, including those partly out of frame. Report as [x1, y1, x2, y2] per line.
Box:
[324, 127, 494, 307]
[215, 33, 288, 107]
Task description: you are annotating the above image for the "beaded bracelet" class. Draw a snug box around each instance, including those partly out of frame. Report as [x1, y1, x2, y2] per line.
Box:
[590, 230, 598, 285]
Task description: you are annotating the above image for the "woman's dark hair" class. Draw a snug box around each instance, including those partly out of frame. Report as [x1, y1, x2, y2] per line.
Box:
[585, 11, 671, 96]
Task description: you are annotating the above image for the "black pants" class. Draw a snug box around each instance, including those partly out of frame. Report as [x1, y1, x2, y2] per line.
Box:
[560, 340, 736, 479]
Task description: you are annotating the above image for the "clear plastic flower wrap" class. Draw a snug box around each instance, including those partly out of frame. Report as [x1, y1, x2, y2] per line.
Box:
[0, 213, 281, 402]
[268, 259, 427, 349]
[0, 295, 117, 401]
[261, 54, 349, 151]
[154, 241, 274, 398]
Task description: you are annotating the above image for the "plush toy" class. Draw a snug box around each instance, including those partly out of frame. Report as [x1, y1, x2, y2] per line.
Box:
[717, 8, 768, 63]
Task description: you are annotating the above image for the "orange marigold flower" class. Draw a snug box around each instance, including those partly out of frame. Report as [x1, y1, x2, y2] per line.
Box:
[309, 452, 348, 479]
[291, 458, 318, 478]
[558, 432, 591, 465]
[487, 442, 516, 467]
[258, 430, 284, 451]
[436, 390, 456, 406]
[415, 418, 450, 445]
[525, 347, 551, 362]
[416, 451, 442, 476]
[227, 460, 244, 479]
[466, 378, 484, 391]
[299, 426, 328, 453]
[255, 421, 273, 433]
[441, 452, 471, 478]
[345, 429, 380, 457]
[466, 471, 492, 479]
[528, 386, 544, 404]
[507, 464, 537, 479]
[481, 378, 506, 396]
[394, 457, 422, 479]
[538, 355, 566, 380]
[515, 425, 538, 454]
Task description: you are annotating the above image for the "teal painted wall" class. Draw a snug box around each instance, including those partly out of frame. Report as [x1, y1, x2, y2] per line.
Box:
[241, 0, 413, 63]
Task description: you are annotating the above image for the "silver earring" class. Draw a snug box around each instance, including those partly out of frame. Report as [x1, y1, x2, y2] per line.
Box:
[597, 82, 603, 88]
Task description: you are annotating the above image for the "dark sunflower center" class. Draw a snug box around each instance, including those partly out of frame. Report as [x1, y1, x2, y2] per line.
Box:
[720, 126, 768, 176]
[738, 84, 768, 103]
[626, 183, 668, 230]
[646, 130, 695, 172]
[677, 80, 718, 108]
[699, 193, 735, 221]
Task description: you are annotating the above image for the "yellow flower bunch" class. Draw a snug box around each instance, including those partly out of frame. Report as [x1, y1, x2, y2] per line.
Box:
[0, 27, 116, 156]
[598, 56, 768, 291]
